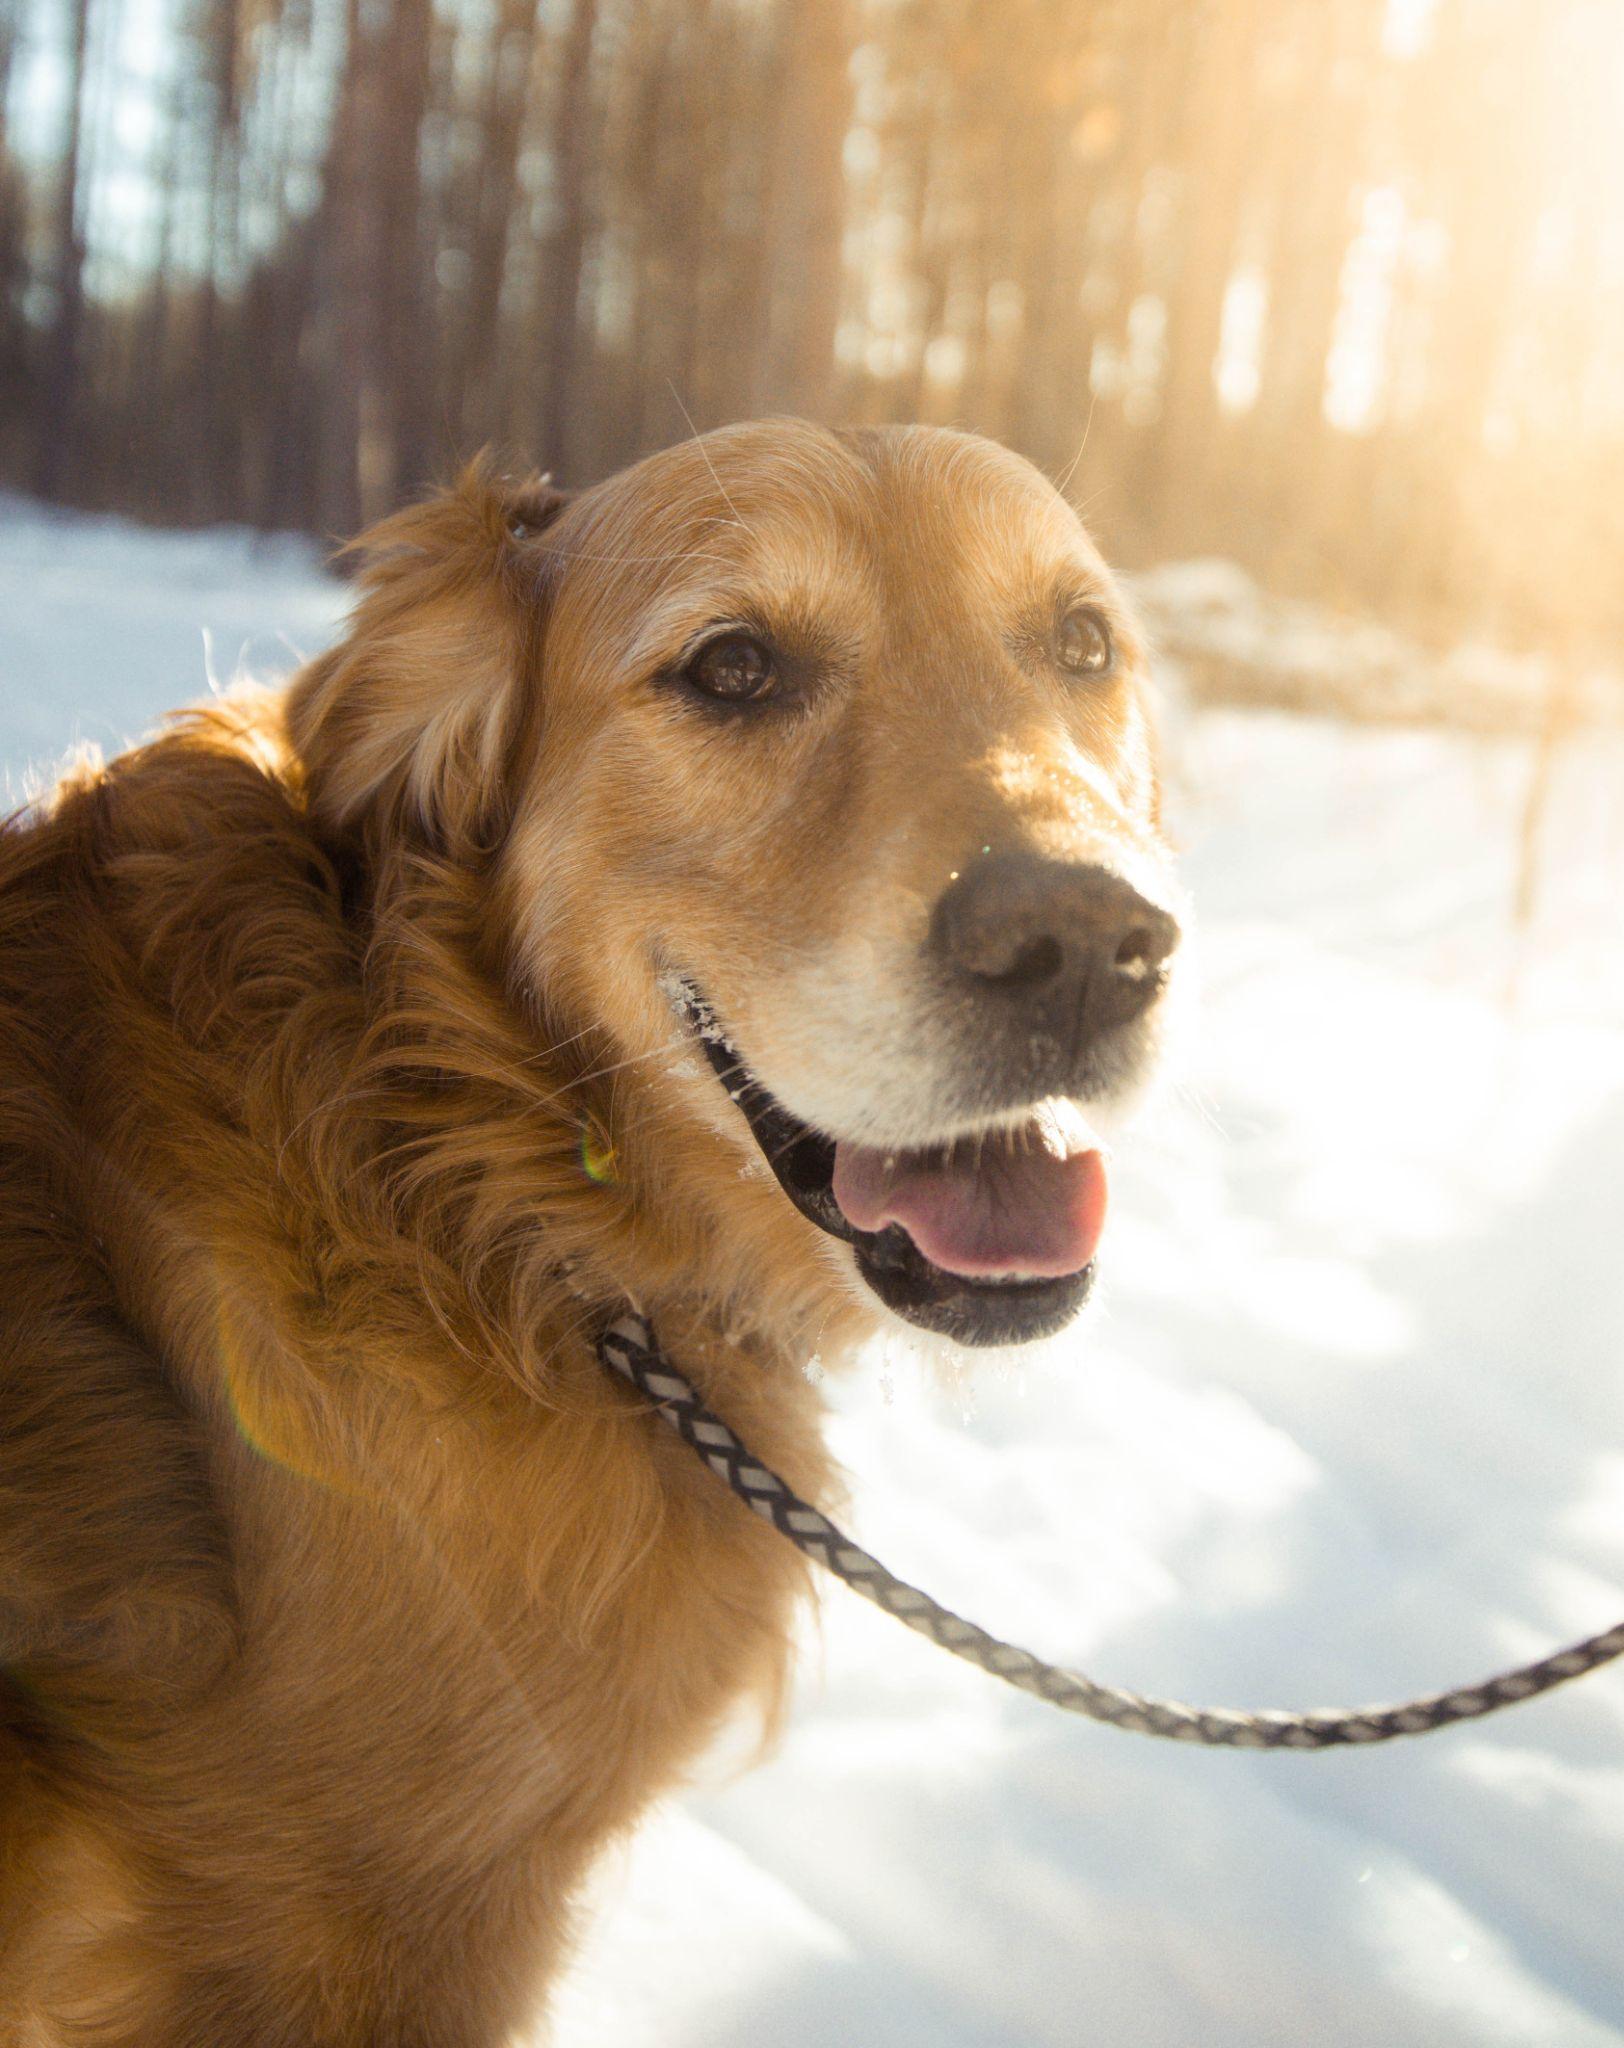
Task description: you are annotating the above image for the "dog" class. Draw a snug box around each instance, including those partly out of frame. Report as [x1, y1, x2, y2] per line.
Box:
[0, 420, 1179, 2043]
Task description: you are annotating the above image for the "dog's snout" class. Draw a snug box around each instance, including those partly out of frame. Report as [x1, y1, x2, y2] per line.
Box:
[929, 852, 1179, 1032]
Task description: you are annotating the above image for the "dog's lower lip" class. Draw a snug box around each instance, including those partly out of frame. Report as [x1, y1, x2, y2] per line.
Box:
[661, 973, 1099, 1343]
[829, 1129, 1107, 1280]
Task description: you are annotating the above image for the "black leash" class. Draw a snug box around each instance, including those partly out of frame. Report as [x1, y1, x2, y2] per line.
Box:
[599, 1313, 1624, 1749]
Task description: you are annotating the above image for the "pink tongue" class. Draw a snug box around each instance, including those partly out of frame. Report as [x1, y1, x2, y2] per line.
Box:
[830, 1127, 1108, 1280]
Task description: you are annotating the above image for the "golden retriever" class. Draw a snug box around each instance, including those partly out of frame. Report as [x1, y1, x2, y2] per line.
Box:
[0, 420, 1179, 2044]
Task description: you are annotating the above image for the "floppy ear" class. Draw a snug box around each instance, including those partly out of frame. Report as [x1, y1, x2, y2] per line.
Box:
[287, 458, 567, 856]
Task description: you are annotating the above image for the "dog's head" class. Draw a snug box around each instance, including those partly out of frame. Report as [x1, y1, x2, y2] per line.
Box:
[291, 421, 1181, 1349]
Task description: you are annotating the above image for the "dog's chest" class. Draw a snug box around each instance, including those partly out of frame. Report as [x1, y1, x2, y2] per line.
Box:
[209, 1370, 809, 1878]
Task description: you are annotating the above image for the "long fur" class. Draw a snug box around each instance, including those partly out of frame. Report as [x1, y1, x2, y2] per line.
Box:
[0, 423, 1168, 2044]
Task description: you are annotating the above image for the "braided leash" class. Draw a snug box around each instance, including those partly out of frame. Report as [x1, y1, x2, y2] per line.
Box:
[599, 1313, 1624, 1749]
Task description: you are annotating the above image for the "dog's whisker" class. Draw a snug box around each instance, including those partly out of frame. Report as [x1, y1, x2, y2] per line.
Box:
[1052, 393, 1099, 500]
[536, 543, 735, 571]
[566, 1038, 696, 1092]
[668, 380, 750, 534]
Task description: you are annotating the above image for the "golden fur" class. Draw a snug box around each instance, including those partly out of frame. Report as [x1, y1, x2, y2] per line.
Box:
[0, 421, 1167, 2043]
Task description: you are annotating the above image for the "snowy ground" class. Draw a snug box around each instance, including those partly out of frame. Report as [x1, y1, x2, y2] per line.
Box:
[1132, 556, 1624, 735]
[3, 497, 1621, 2046]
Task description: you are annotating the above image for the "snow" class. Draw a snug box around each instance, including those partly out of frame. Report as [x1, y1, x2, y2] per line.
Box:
[2, 497, 1620, 2046]
[1131, 556, 1624, 734]
[0, 494, 347, 806]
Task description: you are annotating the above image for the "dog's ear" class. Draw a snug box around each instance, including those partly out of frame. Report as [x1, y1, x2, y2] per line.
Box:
[287, 458, 567, 857]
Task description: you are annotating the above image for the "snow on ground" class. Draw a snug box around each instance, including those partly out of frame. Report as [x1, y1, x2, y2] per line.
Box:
[0, 493, 347, 805]
[3, 497, 1621, 2046]
[1132, 556, 1624, 734]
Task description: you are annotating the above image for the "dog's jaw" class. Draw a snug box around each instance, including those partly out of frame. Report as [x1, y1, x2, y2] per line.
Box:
[655, 973, 1108, 1348]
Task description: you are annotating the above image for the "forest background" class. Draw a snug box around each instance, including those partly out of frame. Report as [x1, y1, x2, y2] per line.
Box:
[1, 0, 1621, 669]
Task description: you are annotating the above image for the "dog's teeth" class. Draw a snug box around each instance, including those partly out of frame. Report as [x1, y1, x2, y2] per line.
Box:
[1034, 1097, 1109, 1158]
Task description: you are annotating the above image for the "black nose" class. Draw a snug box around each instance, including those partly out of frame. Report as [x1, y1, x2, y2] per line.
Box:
[929, 852, 1180, 1034]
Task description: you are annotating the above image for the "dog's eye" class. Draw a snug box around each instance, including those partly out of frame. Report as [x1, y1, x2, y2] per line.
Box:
[683, 631, 779, 705]
[1055, 605, 1113, 679]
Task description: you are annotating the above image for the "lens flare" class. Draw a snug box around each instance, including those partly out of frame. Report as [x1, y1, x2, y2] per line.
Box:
[214, 1282, 359, 1498]
[580, 1125, 617, 1185]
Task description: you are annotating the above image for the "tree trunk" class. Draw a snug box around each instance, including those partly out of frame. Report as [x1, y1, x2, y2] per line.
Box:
[456, 0, 545, 450]
[372, 0, 435, 502]
[34, 0, 92, 500]
[751, 0, 853, 418]
[1149, 0, 1263, 546]
[535, 0, 599, 477]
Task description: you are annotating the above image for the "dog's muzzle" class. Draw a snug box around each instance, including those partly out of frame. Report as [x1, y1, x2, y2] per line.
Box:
[665, 979, 1105, 1347]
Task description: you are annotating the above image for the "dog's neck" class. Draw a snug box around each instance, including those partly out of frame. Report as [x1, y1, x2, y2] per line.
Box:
[310, 811, 871, 1418]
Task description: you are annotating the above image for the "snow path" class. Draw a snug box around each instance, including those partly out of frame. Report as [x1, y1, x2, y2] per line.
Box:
[3, 497, 1620, 2045]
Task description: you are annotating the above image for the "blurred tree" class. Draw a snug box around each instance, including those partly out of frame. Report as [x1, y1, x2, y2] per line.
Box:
[452, 0, 545, 453]
[532, 0, 598, 477]
[317, 0, 435, 527]
[751, 0, 852, 417]
[0, 0, 27, 442]
[32, 0, 91, 499]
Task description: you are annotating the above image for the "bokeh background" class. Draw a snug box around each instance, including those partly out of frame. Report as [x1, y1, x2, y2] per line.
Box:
[3, 0, 1624, 664]
[2, 3, 1623, 2044]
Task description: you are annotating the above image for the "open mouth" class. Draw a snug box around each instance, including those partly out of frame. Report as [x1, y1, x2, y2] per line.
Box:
[665, 979, 1105, 1347]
